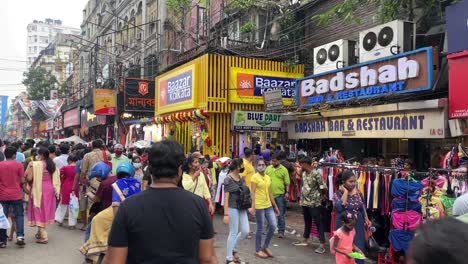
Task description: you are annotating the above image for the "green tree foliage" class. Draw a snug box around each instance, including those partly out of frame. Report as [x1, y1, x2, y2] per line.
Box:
[22, 67, 59, 100]
[315, 0, 457, 25]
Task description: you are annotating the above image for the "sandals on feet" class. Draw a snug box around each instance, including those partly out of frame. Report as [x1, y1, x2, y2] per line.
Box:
[255, 251, 269, 259]
[36, 239, 48, 244]
[263, 248, 273, 258]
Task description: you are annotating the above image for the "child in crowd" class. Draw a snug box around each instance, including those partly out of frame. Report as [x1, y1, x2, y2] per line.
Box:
[332, 211, 365, 264]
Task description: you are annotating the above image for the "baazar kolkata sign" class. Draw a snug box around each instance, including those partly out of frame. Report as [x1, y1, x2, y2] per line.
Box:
[296, 47, 438, 107]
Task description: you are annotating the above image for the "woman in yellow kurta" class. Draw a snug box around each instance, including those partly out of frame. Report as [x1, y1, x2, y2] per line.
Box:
[182, 153, 215, 219]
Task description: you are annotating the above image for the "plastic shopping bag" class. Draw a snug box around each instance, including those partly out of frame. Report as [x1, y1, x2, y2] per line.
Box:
[69, 194, 79, 215]
[0, 204, 11, 230]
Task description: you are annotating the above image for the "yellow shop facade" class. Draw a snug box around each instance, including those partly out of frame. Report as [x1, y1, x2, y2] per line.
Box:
[155, 54, 303, 157]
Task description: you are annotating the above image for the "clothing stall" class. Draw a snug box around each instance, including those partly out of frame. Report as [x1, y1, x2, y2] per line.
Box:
[311, 160, 468, 264]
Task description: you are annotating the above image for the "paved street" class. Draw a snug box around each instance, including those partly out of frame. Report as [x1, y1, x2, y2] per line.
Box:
[1, 216, 335, 264]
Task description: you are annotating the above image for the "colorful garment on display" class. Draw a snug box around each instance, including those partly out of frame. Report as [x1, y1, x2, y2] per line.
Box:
[389, 229, 414, 253]
[391, 210, 422, 231]
[391, 179, 423, 202]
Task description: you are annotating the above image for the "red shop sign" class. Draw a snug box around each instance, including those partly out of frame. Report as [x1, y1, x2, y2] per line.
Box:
[448, 51, 468, 119]
[63, 108, 80, 128]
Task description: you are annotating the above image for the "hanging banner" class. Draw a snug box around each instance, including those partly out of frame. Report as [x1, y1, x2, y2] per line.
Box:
[18, 99, 38, 120]
[124, 79, 155, 112]
[36, 99, 64, 118]
[229, 68, 303, 105]
[297, 47, 437, 107]
[232, 111, 283, 131]
[0, 96, 8, 125]
[448, 51, 468, 119]
[94, 89, 116, 115]
[156, 64, 197, 114]
[288, 110, 446, 139]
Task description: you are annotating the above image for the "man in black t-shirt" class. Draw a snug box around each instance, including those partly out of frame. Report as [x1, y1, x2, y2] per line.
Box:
[104, 140, 217, 264]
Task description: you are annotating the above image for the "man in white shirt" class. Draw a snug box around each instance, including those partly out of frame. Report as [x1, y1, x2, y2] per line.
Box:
[53, 143, 70, 170]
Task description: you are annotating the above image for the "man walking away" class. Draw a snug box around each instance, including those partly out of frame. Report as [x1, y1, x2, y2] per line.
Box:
[0, 146, 28, 248]
[53, 143, 70, 170]
[265, 153, 290, 238]
[104, 140, 217, 264]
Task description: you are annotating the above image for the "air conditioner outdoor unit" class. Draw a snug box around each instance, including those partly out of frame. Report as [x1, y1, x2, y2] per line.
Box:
[359, 20, 415, 63]
[313, 39, 356, 75]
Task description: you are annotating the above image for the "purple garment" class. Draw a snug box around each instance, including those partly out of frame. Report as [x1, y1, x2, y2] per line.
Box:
[262, 149, 271, 162]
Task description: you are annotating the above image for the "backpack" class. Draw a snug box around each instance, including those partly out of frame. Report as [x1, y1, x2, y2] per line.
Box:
[230, 176, 252, 210]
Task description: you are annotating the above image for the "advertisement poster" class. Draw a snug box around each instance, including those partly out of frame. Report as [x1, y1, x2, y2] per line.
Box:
[229, 68, 303, 105]
[288, 110, 446, 139]
[124, 79, 155, 112]
[94, 89, 116, 115]
[156, 64, 197, 114]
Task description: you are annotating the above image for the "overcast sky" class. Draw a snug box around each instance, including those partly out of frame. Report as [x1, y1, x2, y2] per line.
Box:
[0, 0, 88, 105]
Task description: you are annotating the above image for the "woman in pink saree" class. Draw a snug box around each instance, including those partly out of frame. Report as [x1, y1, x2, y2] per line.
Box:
[26, 148, 60, 244]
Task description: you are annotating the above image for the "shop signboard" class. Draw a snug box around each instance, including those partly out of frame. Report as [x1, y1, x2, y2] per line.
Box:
[0, 96, 8, 125]
[263, 89, 284, 111]
[229, 68, 303, 105]
[288, 110, 446, 139]
[232, 111, 282, 131]
[156, 64, 197, 114]
[81, 109, 106, 129]
[63, 108, 80, 128]
[94, 89, 116, 115]
[124, 79, 156, 112]
[448, 51, 468, 118]
[297, 47, 437, 107]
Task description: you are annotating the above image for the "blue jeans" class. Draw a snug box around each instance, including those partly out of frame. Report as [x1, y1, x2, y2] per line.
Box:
[255, 207, 277, 252]
[84, 221, 92, 242]
[0, 200, 24, 243]
[226, 208, 249, 261]
[274, 195, 286, 233]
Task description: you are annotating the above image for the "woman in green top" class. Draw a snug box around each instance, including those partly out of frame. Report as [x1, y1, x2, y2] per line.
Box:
[249, 158, 279, 258]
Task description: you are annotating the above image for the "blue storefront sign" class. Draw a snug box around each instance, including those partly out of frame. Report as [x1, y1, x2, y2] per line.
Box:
[296, 47, 436, 108]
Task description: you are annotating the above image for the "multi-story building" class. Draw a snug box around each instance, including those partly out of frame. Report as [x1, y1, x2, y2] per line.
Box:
[30, 33, 78, 85]
[26, 18, 80, 67]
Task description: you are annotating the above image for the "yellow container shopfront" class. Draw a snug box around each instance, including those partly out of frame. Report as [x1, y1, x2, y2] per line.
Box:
[155, 54, 303, 156]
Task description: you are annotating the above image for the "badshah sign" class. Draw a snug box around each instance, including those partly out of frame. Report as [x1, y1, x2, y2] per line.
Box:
[288, 110, 446, 139]
[297, 47, 438, 107]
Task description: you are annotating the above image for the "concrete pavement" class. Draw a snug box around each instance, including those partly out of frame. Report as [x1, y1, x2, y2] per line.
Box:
[1, 216, 336, 264]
